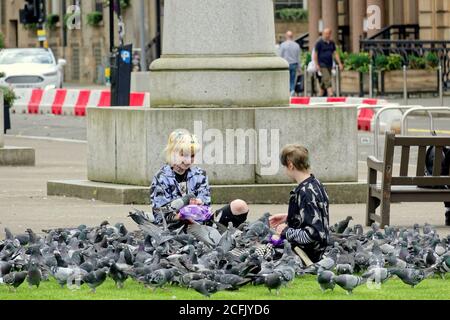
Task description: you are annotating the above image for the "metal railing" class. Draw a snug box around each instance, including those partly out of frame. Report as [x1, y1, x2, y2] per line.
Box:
[401, 107, 450, 136]
[373, 105, 426, 158]
[366, 24, 420, 41]
[360, 40, 450, 91]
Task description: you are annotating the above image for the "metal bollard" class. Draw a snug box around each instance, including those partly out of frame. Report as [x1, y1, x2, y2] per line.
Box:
[304, 65, 308, 97]
[336, 66, 340, 97]
[369, 64, 373, 98]
[403, 65, 408, 105]
[439, 64, 444, 106]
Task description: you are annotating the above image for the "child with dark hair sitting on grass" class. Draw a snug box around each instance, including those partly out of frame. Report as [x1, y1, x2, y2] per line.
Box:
[270, 144, 330, 262]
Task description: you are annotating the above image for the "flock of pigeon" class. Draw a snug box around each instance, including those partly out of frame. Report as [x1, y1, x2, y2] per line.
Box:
[0, 210, 449, 297]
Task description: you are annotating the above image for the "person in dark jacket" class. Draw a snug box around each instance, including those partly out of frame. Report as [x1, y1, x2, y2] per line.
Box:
[424, 145, 450, 226]
[150, 129, 249, 229]
[269, 144, 330, 262]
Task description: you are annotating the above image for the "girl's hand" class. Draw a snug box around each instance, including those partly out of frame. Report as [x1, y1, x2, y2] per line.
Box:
[190, 198, 203, 205]
[269, 214, 288, 229]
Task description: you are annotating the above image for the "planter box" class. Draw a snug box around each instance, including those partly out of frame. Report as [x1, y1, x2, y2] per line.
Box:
[340, 70, 370, 95]
[380, 69, 438, 94]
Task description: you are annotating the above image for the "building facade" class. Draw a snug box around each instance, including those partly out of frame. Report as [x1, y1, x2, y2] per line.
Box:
[1, 1, 449, 84]
[0, 0, 161, 84]
[307, 0, 450, 52]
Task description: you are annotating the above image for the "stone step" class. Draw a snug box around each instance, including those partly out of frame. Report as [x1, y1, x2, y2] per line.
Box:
[47, 180, 367, 205]
[0, 146, 35, 166]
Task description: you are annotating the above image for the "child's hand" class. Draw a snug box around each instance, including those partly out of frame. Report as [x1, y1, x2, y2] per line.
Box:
[276, 223, 288, 235]
[269, 214, 288, 229]
[189, 198, 203, 205]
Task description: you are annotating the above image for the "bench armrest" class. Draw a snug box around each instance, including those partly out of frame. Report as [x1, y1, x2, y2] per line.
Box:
[367, 156, 383, 172]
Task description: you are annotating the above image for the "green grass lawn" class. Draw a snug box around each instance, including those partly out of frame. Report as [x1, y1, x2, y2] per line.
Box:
[1, 275, 449, 300]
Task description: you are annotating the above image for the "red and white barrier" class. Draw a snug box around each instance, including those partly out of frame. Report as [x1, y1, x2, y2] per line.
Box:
[290, 97, 387, 106]
[290, 97, 389, 132]
[11, 88, 150, 116]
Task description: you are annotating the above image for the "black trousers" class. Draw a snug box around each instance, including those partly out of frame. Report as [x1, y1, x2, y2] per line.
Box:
[213, 204, 248, 228]
[424, 146, 450, 208]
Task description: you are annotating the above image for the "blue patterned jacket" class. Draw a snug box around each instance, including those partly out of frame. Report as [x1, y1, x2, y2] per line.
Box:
[150, 165, 211, 222]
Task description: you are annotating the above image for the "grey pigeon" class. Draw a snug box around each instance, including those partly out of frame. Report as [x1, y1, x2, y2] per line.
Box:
[213, 274, 252, 290]
[50, 266, 86, 288]
[187, 224, 221, 247]
[333, 274, 366, 294]
[82, 267, 109, 293]
[27, 260, 42, 288]
[0, 261, 12, 276]
[189, 279, 231, 298]
[317, 270, 335, 292]
[390, 268, 433, 288]
[0, 271, 27, 292]
[332, 216, 353, 234]
[145, 268, 179, 290]
[362, 267, 391, 284]
[336, 263, 354, 275]
[264, 273, 283, 295]
[108, 260, 128, 288]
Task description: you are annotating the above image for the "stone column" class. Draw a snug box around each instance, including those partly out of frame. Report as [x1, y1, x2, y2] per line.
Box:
[322, 0, 339, 43]
[0, 91, 4, 148]
[308, 0, 322, 49]
[350, 0, 366, 52]
[389, 0, 404, 25]
[405, 0, 419, 24]
[149, 0, 289, 108]
[367, 0, 386, 37]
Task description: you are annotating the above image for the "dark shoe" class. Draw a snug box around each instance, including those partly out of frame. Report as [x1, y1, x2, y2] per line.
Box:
[446, 211, 450, 226]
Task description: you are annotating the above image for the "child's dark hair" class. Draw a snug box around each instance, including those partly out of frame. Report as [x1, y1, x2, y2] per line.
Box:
[280, 144, 310, 171]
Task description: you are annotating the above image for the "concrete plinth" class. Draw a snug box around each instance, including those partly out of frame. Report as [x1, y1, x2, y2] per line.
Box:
[0, 146, 35, 166]
[0, 91, 35, 166]
[86, 105, 358, 186]
[47, 180, 367, 205]
[131, 72, 151, 93]
[1, 91, 4, 148]
[149, 0, 290, 108]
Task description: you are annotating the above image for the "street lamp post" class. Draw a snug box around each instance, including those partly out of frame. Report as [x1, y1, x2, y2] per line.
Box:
[155, 0, 162, 59]
[109, 0, 115, 53]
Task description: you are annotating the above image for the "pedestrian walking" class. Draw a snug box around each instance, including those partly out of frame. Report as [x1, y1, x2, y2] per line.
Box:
[313, 28, 343, 97]
[279, 31, 301, 96]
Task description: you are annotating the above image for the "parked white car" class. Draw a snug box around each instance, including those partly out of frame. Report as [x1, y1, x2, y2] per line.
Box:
[0, 48, 66, 89]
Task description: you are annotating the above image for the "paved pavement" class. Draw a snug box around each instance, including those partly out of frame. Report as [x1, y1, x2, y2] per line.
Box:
[1, 136, 449, 236]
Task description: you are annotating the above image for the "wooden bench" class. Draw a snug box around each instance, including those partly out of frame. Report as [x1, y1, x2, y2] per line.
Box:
[366, 132, 450, 227]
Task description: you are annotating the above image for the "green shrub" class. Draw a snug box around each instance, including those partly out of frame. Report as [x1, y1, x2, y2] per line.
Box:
[1, 86, 17, 108]
[300, 51, 311, 69]
[45, 14, 60, 30]
[408, 54, 427, 70]
[337, 48, 348, 67]
[374, 54, 388, 71]
[0, 33, 4, 49]
[87, 11, 103, 27]
[23, 23, 38, 31]
[275, 8, 308, 22]
[120, 0, 131, 10]
[344, 52, 370, 73]
[102, 0, 131, 11]
[385, 54, 403, 71]
[425, 52, 439, 69]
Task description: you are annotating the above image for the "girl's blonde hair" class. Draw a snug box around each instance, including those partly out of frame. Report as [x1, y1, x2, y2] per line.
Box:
[165, 129, 201, 165]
